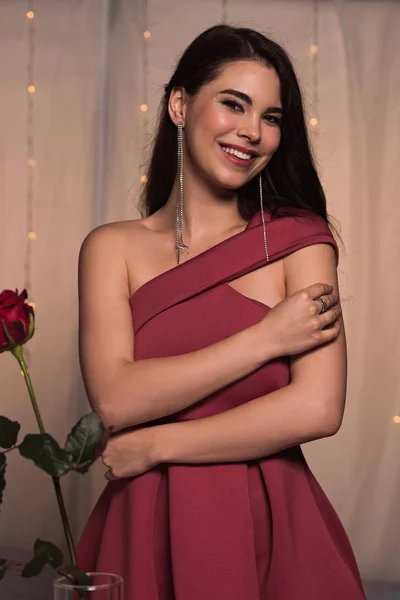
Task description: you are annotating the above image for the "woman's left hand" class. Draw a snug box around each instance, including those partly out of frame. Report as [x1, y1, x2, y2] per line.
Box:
[102, 426, 161, 481]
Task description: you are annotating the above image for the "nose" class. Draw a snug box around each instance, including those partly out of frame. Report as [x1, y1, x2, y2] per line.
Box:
[237, 115, 262, 144]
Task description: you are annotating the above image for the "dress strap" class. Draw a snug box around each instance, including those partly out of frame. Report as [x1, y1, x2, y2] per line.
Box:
[131, 210, 338, 333]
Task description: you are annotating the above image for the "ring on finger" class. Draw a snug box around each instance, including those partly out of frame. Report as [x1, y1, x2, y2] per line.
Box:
[315, 296, 328, 314]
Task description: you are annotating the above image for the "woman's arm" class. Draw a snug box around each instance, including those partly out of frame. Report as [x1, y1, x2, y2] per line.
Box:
[79, 225, 274, 432]
[154, 243, 346, 464]
[80, 225, 340, 433]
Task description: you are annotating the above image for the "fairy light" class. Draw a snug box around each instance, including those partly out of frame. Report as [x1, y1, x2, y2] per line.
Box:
[25, 1, 37, 361]
[310, 0, 319, 137]
[393, 416, 400, 424]
[140, 0, 150, 186]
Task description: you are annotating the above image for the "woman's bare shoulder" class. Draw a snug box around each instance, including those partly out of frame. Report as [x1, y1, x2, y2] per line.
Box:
[78, 220, 148, 294]
[79, 215, 170, 297]
[80, 218, 151, 253]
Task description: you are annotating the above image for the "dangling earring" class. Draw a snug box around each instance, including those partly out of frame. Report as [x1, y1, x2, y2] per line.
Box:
[176, 122, 189, 265]
[259, 173, 269, 263]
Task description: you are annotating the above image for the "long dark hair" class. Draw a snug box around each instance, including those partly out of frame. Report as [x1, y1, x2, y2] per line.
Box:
[139, 24, 329, 223]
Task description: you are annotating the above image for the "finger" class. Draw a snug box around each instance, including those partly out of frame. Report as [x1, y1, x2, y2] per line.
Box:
[315, 292, 339, 312]
[101, 455, 110, 468]
[320, 305, 342, 329]
[105, 469, 116, 481]
[325, 292, 339, 309]
[307, 283, 334, 299]
[318, 319, 341, 343]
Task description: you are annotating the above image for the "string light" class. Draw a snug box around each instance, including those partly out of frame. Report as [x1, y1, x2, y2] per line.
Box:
[393, 416, 400, 424]
[140, 0, 150, 186]
[25, 1, 36, 361]
[310, 0, 319, 136]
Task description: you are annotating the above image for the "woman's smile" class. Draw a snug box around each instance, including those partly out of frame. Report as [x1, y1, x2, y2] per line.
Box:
[218, 143, 258, 168]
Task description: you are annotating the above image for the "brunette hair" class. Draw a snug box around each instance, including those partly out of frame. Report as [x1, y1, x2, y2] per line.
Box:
[139, 24, 330, 223]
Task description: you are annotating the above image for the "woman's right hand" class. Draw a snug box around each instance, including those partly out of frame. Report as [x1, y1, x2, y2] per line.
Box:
[259, 283, 342, 359]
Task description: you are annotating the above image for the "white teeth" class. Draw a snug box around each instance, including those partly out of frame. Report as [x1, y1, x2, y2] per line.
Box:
[222, 146, 252, 160]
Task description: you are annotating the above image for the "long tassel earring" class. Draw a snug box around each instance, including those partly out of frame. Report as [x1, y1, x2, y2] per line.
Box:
[259, 173, 269, 262]
[176, 123, 189, 265]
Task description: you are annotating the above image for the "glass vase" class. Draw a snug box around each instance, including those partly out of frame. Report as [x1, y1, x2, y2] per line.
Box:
[53, 572, 123, 599]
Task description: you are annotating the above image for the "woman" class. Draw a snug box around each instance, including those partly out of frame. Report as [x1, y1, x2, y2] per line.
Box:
[77, 24, 366, 599]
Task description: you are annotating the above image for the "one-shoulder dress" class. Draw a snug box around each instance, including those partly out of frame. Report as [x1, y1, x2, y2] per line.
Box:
[77, 209, 366, 600]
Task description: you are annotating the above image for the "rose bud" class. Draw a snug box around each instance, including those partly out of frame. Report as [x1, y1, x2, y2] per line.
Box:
[0, 289, 35, 353]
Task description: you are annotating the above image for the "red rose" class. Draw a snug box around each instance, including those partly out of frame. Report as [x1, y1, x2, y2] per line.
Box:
[0, 289, 35, 353]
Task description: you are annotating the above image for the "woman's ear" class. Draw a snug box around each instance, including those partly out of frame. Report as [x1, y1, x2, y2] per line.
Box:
[168, 86, 187, 127]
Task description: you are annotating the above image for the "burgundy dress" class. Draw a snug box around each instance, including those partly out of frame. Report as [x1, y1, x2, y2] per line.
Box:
[77, 209, 366, 599]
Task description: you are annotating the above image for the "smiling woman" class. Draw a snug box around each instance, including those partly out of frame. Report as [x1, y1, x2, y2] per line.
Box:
[76, 24, 366, 600]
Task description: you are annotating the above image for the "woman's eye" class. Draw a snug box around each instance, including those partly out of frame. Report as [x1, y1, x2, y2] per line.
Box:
[222, 99, 244, 112]
[221, 100, 282, 126]
[263, 115, 282, 126]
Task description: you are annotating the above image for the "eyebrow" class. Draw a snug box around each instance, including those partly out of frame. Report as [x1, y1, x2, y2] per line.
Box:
[218, 88, 283, 114]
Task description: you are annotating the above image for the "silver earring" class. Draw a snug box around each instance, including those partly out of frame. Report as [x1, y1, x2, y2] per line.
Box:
[259, 173, 269, 263]
[176, 123, 189, 265]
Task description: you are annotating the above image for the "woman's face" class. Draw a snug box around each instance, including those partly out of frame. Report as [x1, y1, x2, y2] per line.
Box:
[173, 60, 282, 193]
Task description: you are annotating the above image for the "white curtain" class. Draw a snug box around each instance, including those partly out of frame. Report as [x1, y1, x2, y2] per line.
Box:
[0, 0, 399, 587]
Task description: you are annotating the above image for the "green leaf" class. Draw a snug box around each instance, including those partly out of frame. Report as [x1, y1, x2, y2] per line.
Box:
[0, 453, 6, 507]
[0, 557, 7, 580]
[60, 565, 91, 587]
[0, 416, 20, 449]
[19, 434, 73, 477]
[71, 460, 92, 475]
[65, 413, 104, 473]
[21, 539, 63, 578]
[34, 539, 63, 568]
[21, 552, 47, 577]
